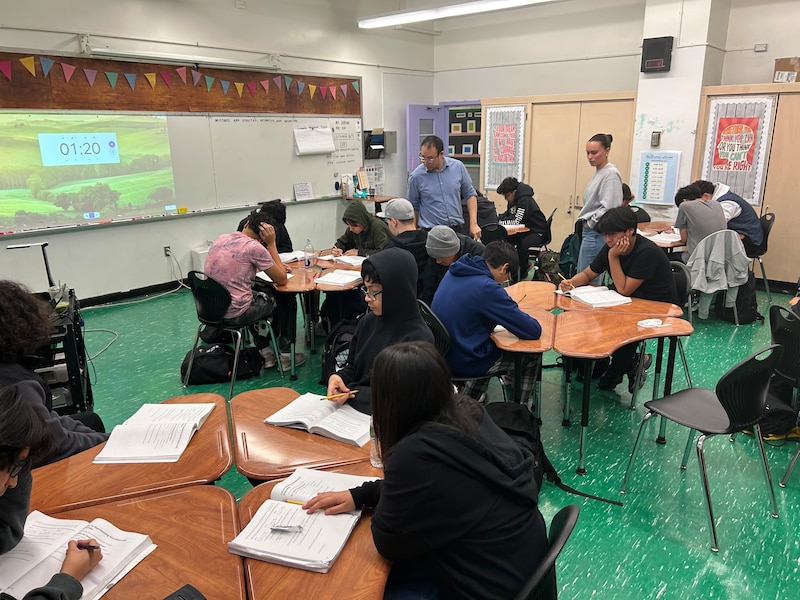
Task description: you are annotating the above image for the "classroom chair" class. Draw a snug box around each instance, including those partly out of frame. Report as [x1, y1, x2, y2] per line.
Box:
[621, 344, 782, 551]
[513, 504, 580, 600]
[746, 212, 775, 304]
[480, 222, 509, 244]
[185, 271, 283, 401]
[528, 207, 557, 278]
[769, 305, 800, 412]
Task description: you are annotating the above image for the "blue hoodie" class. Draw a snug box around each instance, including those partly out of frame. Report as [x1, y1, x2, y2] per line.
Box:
[432, 255, 542, 376]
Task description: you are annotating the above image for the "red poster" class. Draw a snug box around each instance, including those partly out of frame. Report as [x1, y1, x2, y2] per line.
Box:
[491, 124, 516, 164]
[712, 117, 759, 172]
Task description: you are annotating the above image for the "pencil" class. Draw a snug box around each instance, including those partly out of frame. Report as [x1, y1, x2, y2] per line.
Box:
[557, 273, 567, 281]
[321, 390, 360, 401]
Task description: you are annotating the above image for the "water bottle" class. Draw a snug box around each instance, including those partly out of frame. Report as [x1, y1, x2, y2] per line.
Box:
[303, 238, 315, 268]
[369, 416, 383, 468]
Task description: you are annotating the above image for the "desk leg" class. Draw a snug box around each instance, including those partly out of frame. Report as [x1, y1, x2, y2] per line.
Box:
[513, 354, 523, 406]
[577, 359, 593, 476]
[301, 291, 317, 354]
[656, 337, 678, 444]
[563, 357, 572, 427]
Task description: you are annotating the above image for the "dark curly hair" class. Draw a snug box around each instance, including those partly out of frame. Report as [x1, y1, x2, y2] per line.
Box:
[0, 384, 56, 471]
[0, 280, 53, 363]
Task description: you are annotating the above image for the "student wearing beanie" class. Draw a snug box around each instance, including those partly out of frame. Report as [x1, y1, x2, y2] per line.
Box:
[420, 225, 483, 305]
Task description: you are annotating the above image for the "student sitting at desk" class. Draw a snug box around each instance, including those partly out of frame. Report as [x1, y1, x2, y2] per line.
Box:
[326, 249, 433, 414]
[432, 241, 542, 404]
[237, 199, 293, 253]
[378, 198, 429, 296]
[674, 183, 727, 261]
[420, 225, 484, 305]
[331, 201, 391, 257]
[693, 179, 763, 253]
[0, 281, 109, 468]
[560, 207, 678, 392]
[622, 183, 651, 223]
[305, 341, 548, 600]
[496, 177, 548, 280]
[1, 384, 103, 598]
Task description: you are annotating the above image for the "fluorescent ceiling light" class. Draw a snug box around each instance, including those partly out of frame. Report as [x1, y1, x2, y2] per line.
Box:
[88, 47, 278, 71]
[358, 0, 559, 29]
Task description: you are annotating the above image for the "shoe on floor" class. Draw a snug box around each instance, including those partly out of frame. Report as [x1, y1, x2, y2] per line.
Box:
[259, 347, 277, 369]
[598, 371, 624, 391]
[279, 352, 306, 371]
[627, 353, 652, 393]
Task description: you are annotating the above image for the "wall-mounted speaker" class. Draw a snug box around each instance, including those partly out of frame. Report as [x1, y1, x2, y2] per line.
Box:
[641, 36, 674, 73]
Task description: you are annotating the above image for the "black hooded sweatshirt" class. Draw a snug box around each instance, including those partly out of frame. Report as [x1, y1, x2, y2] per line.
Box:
[503, 182, 548, 237]
[350, 397, 549, 600]
[336, 248, 433, 413]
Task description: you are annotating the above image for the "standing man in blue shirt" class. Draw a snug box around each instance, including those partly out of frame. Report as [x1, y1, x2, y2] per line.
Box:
[407, 135, 481, 240]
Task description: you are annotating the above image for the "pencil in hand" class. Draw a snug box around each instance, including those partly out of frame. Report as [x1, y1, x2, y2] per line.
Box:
[321, 390, 360, 401]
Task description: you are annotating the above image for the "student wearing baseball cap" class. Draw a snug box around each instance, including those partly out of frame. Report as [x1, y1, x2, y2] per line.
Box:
[380, 198, 428, 296]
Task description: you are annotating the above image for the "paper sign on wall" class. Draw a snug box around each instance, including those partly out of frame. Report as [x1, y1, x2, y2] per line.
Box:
[294, 127, 335, 155]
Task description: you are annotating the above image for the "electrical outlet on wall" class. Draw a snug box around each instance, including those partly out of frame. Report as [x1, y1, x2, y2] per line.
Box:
[163, 245, 171, 257]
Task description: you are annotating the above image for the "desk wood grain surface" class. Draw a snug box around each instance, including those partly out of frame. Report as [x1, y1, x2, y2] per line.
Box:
[638, 221, 685, 249]
[52, 486, 245, 600]
[555, 294, 683, 316]
[231, 388, 370, 481]
[491, 309, 556, 353]
[238, 462, 388, 600]
[31, 393, 233, 514]
[505, 280, 556, 310]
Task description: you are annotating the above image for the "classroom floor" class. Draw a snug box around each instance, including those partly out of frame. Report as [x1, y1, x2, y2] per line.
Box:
[80, 285, 798, 600]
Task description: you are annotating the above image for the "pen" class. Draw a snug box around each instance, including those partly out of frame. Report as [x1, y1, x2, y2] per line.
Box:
[270, 525, 303, 533]
[321, 390, 360, 401]
[517, 294, 527, 304]
[77, 543, 100, 550]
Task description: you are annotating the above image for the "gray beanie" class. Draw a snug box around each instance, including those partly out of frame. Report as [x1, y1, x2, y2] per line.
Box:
[426, 225, 460, 258]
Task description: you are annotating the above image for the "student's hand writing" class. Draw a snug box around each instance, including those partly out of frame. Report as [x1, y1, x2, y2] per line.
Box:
[344, 249, 358, 256]
[61, 540, 103, 582]
[259, 223, 276, 246]
[326, 375, 352, 404]
[303, 490, 355, 515]
[331, 246, 343, 257]
[559, 279, 575, 292]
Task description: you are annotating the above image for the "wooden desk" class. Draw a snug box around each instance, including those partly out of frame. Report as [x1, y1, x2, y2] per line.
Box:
[231, 388, 370, 481]
[238, 463, 389, 599]
[53, 486, 245, 600]
[555, 294, 683, 316]
[638, 221, 685, 250]
[553, 312, 694, 474]
[502, 223, 530, 235]
[31, 393, 232, 514]
[505, 280, 556, 310]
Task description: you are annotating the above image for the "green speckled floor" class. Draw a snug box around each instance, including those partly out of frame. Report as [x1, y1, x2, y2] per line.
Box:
[81, 288, 799, 600]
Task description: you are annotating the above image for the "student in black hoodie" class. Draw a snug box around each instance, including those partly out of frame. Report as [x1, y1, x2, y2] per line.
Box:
[379, 198, 428, 296]
[305, 341, 548, 600]
[497, 177, 548, 279]
[326, 249, 433, 414]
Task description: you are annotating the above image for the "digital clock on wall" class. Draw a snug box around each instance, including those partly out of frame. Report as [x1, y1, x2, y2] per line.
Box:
[38, 133, 121, 166]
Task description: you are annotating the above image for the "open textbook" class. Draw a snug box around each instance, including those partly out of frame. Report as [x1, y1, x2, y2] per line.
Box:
[265, 393, 370, 447]
[256, 271, 295, 284]
[0, 511, 155, 600]
[228, 468, 378, 573]
[314, 270, 363, 287]
[93, 402, 215, 463]
[556, 285, 632, 308]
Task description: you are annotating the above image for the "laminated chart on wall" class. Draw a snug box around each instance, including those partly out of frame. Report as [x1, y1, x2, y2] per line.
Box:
[484, 105, 525, 190]
[637, 151, 680, 205]
[294, 126, 336, 155]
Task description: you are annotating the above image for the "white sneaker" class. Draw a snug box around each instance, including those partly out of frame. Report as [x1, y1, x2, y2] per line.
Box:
[279, 352, 306, 371]
[259, 347, 277, 368]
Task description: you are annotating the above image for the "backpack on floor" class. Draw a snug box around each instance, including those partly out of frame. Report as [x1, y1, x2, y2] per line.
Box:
[714, 270, 764, 324]
[319, 318, 360, 385]
[557, 221, 584, 279]
[181, 344, 262, 385]
[534, 250, 561, 282]
[485, 402, 622, 506]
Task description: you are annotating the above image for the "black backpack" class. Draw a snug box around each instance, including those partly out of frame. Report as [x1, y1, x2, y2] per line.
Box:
[714, 270, 764, 324]
[318, 318, 360, 385]
[485, 402, 622, 506]
[180, 344, 263, 385]
[557, 221, 584, 279]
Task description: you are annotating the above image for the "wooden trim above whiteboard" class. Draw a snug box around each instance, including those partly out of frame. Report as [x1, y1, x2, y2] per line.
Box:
[482, 91, 635, 107]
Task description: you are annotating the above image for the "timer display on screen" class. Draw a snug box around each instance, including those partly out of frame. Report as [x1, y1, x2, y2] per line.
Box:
[38, 133, 121, 166]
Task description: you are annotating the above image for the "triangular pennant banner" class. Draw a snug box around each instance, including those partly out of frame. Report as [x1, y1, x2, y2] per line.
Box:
[220, 80, 231, 95]
[192, 69, 202, 87]
[83, 69, 98, 87]
[320, 86, 328, 100]
[0, 61, 11, 81]
[340, 84, 347, 97]
[284, 75, 292, 90]
[144, 73, 157, 89]
[308, 84, 316, 98]
[330, 86, 336, 100]
[124, 73, 136, 90]
[40, 57, 55, 77]
[272, 76, 282, 91]
[234, 82, 244, 97]
[352, 81, 359, 94]
[246, 82, 257, 96]
[62, 63, 77, 83]
[260, 79, 270, 94]
[20, 56, 36, 77]
[204, 75, 215, 91]
[297, 81, 305, 95]
[105, 72, 118, 89]
[160, 71, 172, 87]
[175, 66, 187, 84]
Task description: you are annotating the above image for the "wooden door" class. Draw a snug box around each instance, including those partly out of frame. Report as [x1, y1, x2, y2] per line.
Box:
[528, 102, 581, 246]
[761, 93, 799, 284]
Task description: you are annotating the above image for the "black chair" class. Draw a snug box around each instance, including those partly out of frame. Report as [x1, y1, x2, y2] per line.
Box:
[769, 305, 800, 411]
[417, 299, 508, 402]
[513, 504, 580, 600]
[480, 222, 509, 244]
[528, 208, 558, 278]
[621, 344, 782, 551]
[184, 271, 282, 401]
[746, 212, 775, 304]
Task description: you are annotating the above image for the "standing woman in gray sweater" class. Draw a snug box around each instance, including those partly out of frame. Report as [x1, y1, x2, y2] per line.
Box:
[576, 133, 623, 281]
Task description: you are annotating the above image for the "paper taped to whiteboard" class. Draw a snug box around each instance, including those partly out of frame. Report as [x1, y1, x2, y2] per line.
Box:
[294, 127, 335, 156]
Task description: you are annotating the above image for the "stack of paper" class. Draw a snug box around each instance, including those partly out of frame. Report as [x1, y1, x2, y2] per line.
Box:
[265, 393, 370, 447]
[278, 250, 307, 263]
[334, 255, 367, 267]
[228, 468, 378, 573]
[93, 403, 215, 463]
[315, 270, 363, 287]
[559, 285, 632, 308]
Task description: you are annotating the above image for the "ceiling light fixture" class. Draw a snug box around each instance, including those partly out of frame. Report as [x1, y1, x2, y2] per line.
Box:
[358, 0, 559, 29]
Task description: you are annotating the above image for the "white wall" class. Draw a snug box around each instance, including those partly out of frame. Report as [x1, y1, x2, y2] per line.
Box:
[0, 0, 435, 297]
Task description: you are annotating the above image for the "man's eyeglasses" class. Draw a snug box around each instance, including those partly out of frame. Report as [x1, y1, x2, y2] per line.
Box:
[418, 153, 440, 163]
[360, 285, 383, 300]
[8, 456, 30, 479]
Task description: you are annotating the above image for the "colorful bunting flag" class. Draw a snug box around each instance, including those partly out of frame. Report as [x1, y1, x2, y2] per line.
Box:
[246, 82, 257, 96]
[105, 72, 118, 89]
[340, 84, 347, 97]
[84, 69, 98, 87]
[273, 75, 282, 90]
[308, 84, 317, 98]
[192, 69, 202, 87]
[40, 57, 55, 78]
[62, 63, 77, 83]
[220, 80, 231, 95]
[20, 56, 36, 77]
[284, 75, 292, 90]
[204, 75, 215, 91]
[144, 73, 157, 89]
[297, 81, 305, 95]
[234, 82, 244, 97]
[260, 79, 270, 94]
[0, 61, 11, 81]
[175, 66, 188, 84]
[330, 86, 336, 100]
[160, 71, 172, 87]
[124, 73, 136, 90]
[352, 81, 359, 94]
[320, 86, 328, 100]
